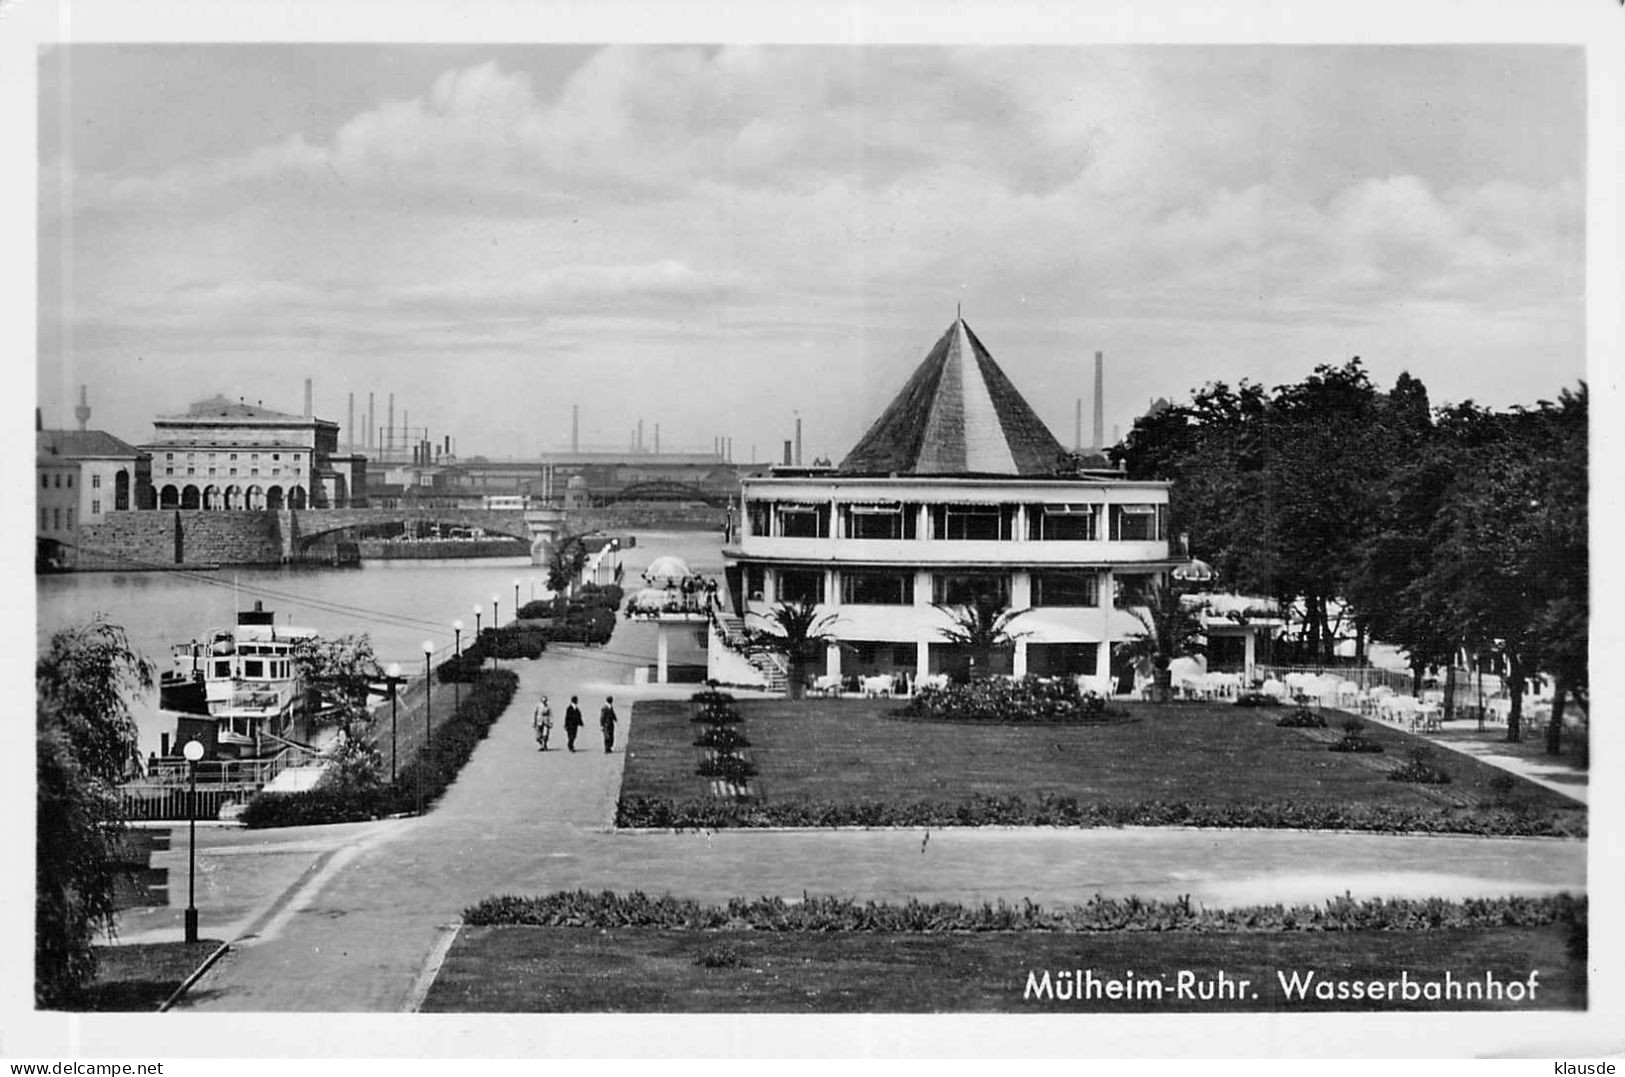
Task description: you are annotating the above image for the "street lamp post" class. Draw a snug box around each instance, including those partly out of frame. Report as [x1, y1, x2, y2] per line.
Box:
[418, 641, 434, 816]
[514, 578, 522, 618]
[492, 593, 502, 627]
[452, 619, 464, 712]
[474, 604, 482, 638]
[384, 662, 405, 783]
[182, 738, 205, 944]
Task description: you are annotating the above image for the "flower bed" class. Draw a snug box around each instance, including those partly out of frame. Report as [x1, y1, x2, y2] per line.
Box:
[893, 675, 1127, 724]
[465, 888, 1587, 935]
[242, 669, 520, 828]
[614, 792, 1585, 837]
[1276, 708, 1327, 729]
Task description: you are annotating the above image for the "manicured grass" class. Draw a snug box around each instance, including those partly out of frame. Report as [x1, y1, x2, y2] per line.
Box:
[73, 939, 225, 1012]
[423, 925, 1582, 1012]
[621, 698, 1582, 817]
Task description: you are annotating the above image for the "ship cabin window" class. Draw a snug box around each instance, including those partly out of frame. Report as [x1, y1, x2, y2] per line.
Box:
[775, 503, 829, 539]
[1030, 504, 1099, 541]
[745, 565, 765, 601]
[244, 660, 264, 678]
[931, 504, 1013, 541]
[840, 569, 914, 605]
[776, 569, 825, 604]
[1109, 503, 1167, 542]
[214, 660, 231, 677]
[745, 500, 771, 537]
[1031, 571, 1101, 607]
[842, 502, 917, 540]
[931, 573, 1010, 607]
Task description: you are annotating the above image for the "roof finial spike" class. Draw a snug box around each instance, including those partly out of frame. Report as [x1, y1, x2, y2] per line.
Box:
[956, 301, 962, 322]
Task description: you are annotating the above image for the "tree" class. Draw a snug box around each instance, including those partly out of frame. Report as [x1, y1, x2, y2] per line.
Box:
[293, 634, 384, 794]
[1121, 581, 1207, 703]
[545, 532, 592, 596]
[36, 619, 154, 1007]
[932, 592, 1030, 681]
[746, 600, 840, 700]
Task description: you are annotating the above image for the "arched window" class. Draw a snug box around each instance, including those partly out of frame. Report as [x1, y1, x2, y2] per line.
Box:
[246, 485, 265, 510]
[159, 485, 180, 510]
[288, 485, 307, 510]
[181, 485, 200, 509]
[203, 485, 221, 510]
[224, 485, 242, 511]
[266, 486, 285, 511]
[114, 470, 131, 511]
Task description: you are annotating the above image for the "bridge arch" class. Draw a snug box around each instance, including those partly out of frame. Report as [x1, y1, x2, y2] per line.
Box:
[602, 480, 730, 508]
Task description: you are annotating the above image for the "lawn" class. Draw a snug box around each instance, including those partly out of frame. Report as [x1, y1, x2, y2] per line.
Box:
[71, 939, 226, 1012]
[423, 924, 1582, 1013]
[620, 697, 1582, 820]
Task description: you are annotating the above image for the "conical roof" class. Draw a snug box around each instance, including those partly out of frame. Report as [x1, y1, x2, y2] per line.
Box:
[838, 318, 1065, 476]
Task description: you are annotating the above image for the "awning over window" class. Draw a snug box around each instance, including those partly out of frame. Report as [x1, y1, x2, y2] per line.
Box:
[847, 502, 903, 514]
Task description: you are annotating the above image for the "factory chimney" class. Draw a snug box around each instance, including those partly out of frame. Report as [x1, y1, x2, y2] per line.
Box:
[347, 393, 355, 454]
[1074, 397, 1082, 451]
[783, 440, 793, 465]
[654, 423, 660, 454]
[1092, 351, 1105, 451]
[571, 405, 579, 454]
[304, 378, 313, 418]
[367, 393, 375, 451]
[387, 394, 395, 457]
[794, 416, 803, 466]
[75, 385, 91, 431]
[637, 419, 644, 452]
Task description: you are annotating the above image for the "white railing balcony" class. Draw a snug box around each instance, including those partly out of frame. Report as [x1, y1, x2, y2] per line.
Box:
[736, 535, 1170, 566]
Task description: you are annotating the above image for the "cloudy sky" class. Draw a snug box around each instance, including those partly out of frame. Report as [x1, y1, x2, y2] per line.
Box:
[36, 43, 1586, 462]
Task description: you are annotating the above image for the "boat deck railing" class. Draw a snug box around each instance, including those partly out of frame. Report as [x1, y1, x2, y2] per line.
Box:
[123, 743, 324, 819]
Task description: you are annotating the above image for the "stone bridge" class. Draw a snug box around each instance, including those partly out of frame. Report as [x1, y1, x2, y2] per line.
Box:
[600, 480, 732, 508]
[288, 507, 568, 562]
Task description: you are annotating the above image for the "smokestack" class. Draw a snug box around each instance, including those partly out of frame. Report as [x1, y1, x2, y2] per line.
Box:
[75, 385, 91, 431]
[795, 417, 803, 466]
[727, 437, 732, 462]
[1092, 351, 1104, 451]
[304, 378, 313, 418]
[388, 394, 395, 457]
[348, 393, 355, 454]
[1112, 423, 1121, 445]
[1074, 397, 1082, 451]
[637, 419, 644, 452]
[654, 423, 660, 454]
[367, 393, 375, 451]
[783, 440, 793, 465]
[571, 405, 579, 454]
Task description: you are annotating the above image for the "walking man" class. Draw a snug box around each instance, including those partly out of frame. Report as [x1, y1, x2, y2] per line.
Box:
[563, 695, 583, 752]
[533, 694, 552, 751]
[600, 696, 619, 754]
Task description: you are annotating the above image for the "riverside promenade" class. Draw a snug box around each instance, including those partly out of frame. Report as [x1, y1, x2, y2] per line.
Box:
[151, 627, 1586, 1013]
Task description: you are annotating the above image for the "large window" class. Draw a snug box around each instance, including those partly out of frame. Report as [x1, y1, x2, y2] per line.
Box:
[1113, 573, 1155, 608]
[1031, 571, 1101, 607]
[839, 570, 914, 605]
[744, 565, 765, 601]
[930, 504, 1014, 540]
[776, 569, 825, 604]
[775, 503, 829, 538]
[1110, 503, 1167, 541]
[841, 502, 917, 540]
[931, 573, 1010, 607]
[1030, 504, 1099, 541]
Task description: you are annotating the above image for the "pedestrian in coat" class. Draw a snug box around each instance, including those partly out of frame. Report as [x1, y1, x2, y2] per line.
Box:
[563, 696, 584, 752]
[533, 694, 552, 751]
[600, 696, 618, 754]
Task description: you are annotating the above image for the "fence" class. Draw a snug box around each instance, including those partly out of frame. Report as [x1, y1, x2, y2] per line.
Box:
[120, 784, 251, 822]
[121, 743, 322, 820]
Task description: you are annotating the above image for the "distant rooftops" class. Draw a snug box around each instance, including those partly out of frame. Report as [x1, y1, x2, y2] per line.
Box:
[37, 429, 141, 459]
[156, 395, 334, 426]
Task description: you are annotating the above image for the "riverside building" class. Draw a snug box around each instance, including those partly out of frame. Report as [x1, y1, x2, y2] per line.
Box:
[717, 316, 1176, 691]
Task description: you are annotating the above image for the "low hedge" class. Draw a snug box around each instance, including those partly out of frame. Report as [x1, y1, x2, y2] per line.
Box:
[478, 625, 548, 660]
[244, 669, 520, 827]
[436, 654, 485, 683]
[1276, 709, 1327, 729]
[614, 793, 1587, 837]
[543, 606, 616, 646]
[465, 888, 1587, 935]
[1234, 693, 1283, 708]
[894, 675, 1126, 724]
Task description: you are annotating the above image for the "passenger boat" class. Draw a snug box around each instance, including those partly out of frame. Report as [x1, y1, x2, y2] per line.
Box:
[158, 600, 320, 759]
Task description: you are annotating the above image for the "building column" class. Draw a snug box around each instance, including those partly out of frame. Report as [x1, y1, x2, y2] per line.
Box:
[825, 642, 842, 679]
[916, 639, 930, 681]
[1096, 569, 1115, 692]
[1244, 628, 1257, 685]
[656, 623, 670, 684]
[1014, 639, 1028, 677]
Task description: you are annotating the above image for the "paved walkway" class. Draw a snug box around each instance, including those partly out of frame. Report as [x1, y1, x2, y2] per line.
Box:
[157, 639, 1584, 1013]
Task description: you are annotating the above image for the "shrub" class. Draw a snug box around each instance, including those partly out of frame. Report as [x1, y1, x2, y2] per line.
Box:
[1328, 736, 1384, 754]
[479, 625, 548, 660]
[516, 600, 553, 620]
[895, 675, 1129, 724]
[693, 726, 751, 750]
[245, 669, 520, 827]
[436, 654, 485, 683]
[1388, 748, 1452, 784]
[1233, 693, 1282, 708]
[695, 945, 747, 969]
[696, 754, 757, 781]
[1341, 717, 1366, 735]
[1276, 709, 1327, 729]
[465, 888, 1587, 935]
[577, 583, 625, 612]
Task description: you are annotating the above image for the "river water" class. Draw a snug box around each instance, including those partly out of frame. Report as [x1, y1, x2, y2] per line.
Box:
[35, 528, 727, 757]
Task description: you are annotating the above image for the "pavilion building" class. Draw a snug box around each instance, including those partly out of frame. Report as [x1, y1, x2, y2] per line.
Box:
[717, 316, 1177, 691]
